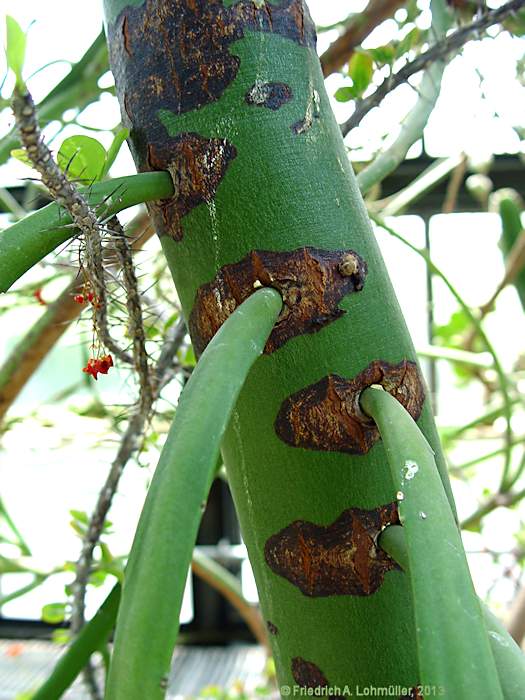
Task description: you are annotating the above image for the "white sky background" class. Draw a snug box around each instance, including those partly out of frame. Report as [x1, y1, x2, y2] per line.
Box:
[0, 1, 524, 620]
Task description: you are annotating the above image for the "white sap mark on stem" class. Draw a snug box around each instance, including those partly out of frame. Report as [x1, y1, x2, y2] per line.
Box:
[396, 490, 405, 502]
[488, 631, 508, 647]
[402, 460, 419, 481]
[247, 78, 270, 106]
[295, 85, 321, 141]
[419, 511, 427, 520]
[335, 196, 341, 208]
[207, 198, 219, 270]
[213, 287, 222, 311]
[253, 279, 263, 289]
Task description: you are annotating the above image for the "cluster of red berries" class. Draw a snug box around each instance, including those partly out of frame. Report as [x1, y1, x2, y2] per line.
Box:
[82, 354, 113, 380]
[73, 292, 96, 305]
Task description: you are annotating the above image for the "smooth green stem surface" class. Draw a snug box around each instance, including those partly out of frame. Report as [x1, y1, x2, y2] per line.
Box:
[380, 525, 525, 700]
[105, 288, 282, 700]
[32, 583, 121, 700]
[361, 387, 503, 699]
[0, 172, 173, 293]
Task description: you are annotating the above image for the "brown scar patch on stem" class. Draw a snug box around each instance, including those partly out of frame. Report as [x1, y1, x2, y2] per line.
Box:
[265, 503, 400, 596]
[146, 133, 237, 240]
[188, 247, 367, 355]
[291, 657, 329, 689]
[245, 81, 293, 110]
[266, 620, 278, 635]
[275, 360, 425, 454]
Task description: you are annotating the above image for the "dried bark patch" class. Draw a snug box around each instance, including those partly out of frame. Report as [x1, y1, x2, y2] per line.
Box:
[291, 657, 329, 688]
[275, 360, 425, 454]
[265, 503, 400, 596]
[245, 81, 293, 110]
[189, 247, 367, 355]
[146, 134, 237, 241]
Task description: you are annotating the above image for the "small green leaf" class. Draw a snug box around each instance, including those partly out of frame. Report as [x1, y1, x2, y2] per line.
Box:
[101, 127, 129, 178]
[348, 51, 374, 98]
[51, 628, 71, 645]
[69, 509, 89, 525]
[395, 27, 421, 58]
[41, 602, 67, 624]
[369, 45, 395, 67]
[504, 9, 525, 36]
[404, 0, 420, 24]
[183, 344, 196, 367]
[163, 312, 180, 332]
[89, 570, 108, 587]
[433, 309, 470, 344]
[10, 148, 32, 167]
[146, 324, 161, 338]
[5, 16, 26, 88]
[57, 135, 107, 183]
[334, 86, 354, 102]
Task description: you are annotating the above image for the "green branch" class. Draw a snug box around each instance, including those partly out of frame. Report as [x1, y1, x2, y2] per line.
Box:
[0, 172, 173, 293]
[32, 583, 121, 700]
[380, 525, 525, 700]
[361, 387, 503, 699]
[106, 288, 282, 700]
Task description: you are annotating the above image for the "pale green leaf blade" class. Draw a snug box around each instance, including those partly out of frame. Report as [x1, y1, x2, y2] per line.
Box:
[5, 16, 26, 88]
[57, 135, 107, 183]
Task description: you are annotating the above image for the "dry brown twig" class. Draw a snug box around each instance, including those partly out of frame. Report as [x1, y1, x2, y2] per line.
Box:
[320, 0, 406, 77]
[11, 85, 181, 696]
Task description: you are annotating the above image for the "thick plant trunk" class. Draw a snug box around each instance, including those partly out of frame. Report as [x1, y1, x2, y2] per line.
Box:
[103, 0, 454, 692]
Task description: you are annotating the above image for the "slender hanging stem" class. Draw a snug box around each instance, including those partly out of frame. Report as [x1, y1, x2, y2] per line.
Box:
[360, 386, 503, 699]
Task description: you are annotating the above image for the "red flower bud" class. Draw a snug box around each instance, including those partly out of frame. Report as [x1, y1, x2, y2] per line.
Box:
[33, 289, 46, 306]
[82, 358, 99, 380]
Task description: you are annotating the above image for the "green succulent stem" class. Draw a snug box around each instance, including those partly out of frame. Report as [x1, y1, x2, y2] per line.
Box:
[32, 583, 121, 700]
[360, 387, 503, 698]
[0, 172, 173, 293]
[379, 525, 525, 700]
